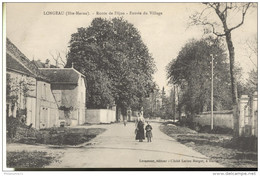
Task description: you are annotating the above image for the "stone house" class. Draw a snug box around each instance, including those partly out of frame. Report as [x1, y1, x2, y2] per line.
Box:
[6, 38, 59, 129]
[40, 68, 86, 126]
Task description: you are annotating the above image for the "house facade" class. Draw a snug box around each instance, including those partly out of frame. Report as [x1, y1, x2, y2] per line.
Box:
[6, 56, 37, 120]
[6, 38, 59, 129]
[40, 68, 86, 126]
[35, 80, 59, 129]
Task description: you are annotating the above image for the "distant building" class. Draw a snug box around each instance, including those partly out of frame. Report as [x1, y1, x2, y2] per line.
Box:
[40, 68, 86, 126]
[6, 38, 59, 129]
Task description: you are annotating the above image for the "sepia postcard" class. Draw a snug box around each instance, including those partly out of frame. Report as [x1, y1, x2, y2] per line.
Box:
[2, 2, 258, 172]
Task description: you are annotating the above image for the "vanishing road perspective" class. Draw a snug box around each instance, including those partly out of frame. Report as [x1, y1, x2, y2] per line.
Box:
[5, 2, 257, 171]
[42, 122, 222, 168]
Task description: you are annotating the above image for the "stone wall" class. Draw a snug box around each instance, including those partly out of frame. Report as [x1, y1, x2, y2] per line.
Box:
[194, 110, 234, 129]
[194, 92, 258, 137]
[85, 109, 116, 124]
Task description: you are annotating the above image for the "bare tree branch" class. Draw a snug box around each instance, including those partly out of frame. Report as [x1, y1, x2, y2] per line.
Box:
[49, 51, 57, 62]
[204, 22, 226, 37]
[49, 50, 67, 67]
[202, 3, 252, 35]
[229, 3, 251, 32]
[246, 39, 258, 55]
[60, 49, 68, 66]
[189, 11, 226, 37]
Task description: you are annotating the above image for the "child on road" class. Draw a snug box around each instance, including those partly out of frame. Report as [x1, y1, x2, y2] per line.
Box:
[145, 122, 153, 142]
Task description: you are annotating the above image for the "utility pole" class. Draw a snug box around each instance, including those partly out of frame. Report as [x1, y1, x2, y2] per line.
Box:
[210, 54, 214, 130]
[173, 86, 176, 122]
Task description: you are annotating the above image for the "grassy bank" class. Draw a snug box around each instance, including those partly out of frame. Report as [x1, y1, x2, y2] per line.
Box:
[31, 127, 106, 146]
[159, 123, 257, 168]
[6, 126, 107, 168]
[8, 123, 106, 146]
[7, 151, 60, 168]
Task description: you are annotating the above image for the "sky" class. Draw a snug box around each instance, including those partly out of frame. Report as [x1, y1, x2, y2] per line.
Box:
[5, 3, 257, 94]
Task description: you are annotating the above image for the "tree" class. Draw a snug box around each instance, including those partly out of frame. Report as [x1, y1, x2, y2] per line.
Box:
[6, 73, 35, 118]
[167, 37, 233, 117]
[160, 87, 168, 119]
[66, 17, 155, 116]
[143, 82, 160, 118]
[240, 69, 258, 97]
[49, 50, 67, 68]
[190, 2, 255, 106]
[245, 35, 257, 68]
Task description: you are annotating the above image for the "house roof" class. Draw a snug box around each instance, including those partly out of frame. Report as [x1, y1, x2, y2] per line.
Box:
[6, 38, 49, 81]
[7, 53, 34, 76]
[39, 68, 85, 85]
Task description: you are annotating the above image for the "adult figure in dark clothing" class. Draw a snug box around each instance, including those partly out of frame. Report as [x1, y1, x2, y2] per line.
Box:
[135, 118, 145, 142]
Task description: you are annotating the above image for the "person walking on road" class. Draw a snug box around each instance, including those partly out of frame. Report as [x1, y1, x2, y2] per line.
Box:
[145, 122, 153, 142]
[135, 115, 145, 142]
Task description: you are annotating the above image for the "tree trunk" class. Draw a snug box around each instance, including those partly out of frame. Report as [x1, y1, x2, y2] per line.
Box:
[225, 31, 239, 137]
[225, 32, 238, 105]
[116, 106, 120, 122]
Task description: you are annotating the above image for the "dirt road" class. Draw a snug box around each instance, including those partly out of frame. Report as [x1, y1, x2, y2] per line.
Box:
[42, 122, 223, 168]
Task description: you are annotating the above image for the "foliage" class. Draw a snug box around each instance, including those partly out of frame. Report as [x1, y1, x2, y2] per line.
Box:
[246, 69, 258, 95]
[143, 83, 161, 118]
[167, 37, 234, 116]
[143, 84, 176, 119]
[190, 2, 256, 106]
[237, 69, 258, 98]
[6, 116, 37, 142]
[17, 127, 106, 146]
[160, 123, 257, 167]
[6, 74, 35, 139]
[6, 116, 19, 138]
[6, 73, 35, 117]
[66, 17, 155, 112]
[44, 128, 105, 145]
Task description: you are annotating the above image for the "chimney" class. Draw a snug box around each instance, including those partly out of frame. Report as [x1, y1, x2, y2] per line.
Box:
[72, 62, 74, 68]
[45, 59, 50, 68]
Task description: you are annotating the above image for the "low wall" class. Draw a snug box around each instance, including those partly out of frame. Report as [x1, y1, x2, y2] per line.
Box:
[86, 109, 116, 124]
[193, 110, 234, 129]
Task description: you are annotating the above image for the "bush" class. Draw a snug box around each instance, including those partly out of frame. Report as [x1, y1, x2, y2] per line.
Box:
[8, 124, 106, 146]
[190, 124, 233, 134]
[225, 136, 258, 151]
[7, 116, 20, 138]
[179, 117, 193, 128]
